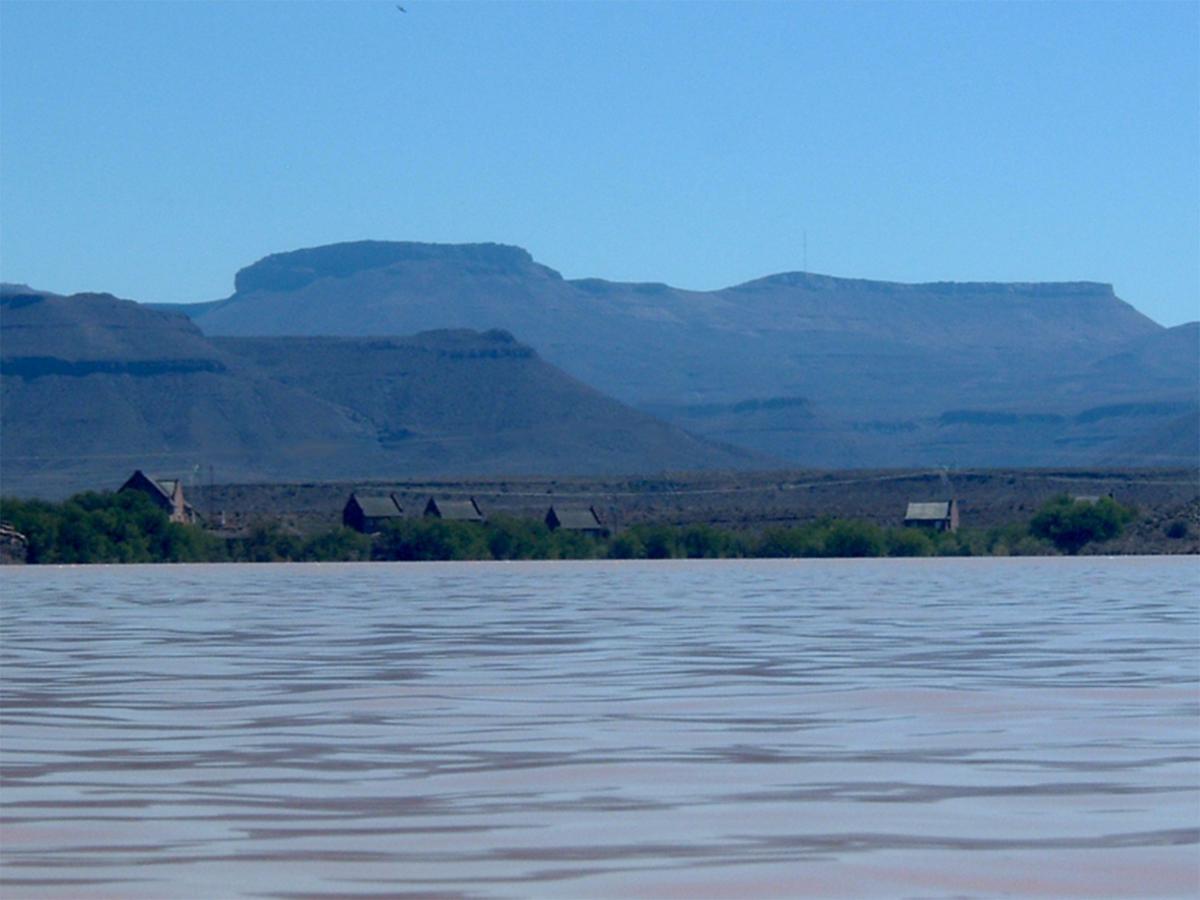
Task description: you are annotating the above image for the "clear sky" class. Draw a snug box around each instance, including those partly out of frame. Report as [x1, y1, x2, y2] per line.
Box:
[1, 0, 1197, 326]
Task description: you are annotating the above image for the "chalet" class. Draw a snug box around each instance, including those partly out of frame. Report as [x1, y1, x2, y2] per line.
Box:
[343, 493, 404, 533]
[903, 499, 959, 533]
[545, 505, 610, 538]
[424, 497, 484, 522]
[118, 470, 197, 524]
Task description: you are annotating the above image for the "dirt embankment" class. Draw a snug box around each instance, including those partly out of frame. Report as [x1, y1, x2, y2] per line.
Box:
[191, 468, 1200, 555]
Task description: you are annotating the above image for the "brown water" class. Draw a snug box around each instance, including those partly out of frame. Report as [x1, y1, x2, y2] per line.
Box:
[1, 558, 1197, 899]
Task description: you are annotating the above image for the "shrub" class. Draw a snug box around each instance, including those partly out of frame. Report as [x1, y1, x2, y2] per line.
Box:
[0, 490, 224, 563]
[1029, 495, 1135, 555]
[885, 527, 934, 557]
[373, 519, 490, 561]
[546, 528, 600, 560]
[632, 524, 682, 559]
[232, 521, 304, 562]
[680, 524, 740, 558]
[931, 531, 973, 556]
[1165, 520, 1190, 540]
[754, 525, 823, 558]
[607, 531, 645, 559]
[822, 520, 884, 558]
[485, 516, 550, 560]
[301, 527, 372, 562]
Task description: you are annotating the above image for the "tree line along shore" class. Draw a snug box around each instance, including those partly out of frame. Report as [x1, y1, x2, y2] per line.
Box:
[2, 487, 1188, 565]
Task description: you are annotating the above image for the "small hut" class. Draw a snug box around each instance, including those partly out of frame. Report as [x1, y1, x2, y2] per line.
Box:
[343, 493, 404, 533]
[545, 505, 609, 538]
[903, 499, 959, 533]
[118, 470, 197, 524]
[424, 497, 484, 522]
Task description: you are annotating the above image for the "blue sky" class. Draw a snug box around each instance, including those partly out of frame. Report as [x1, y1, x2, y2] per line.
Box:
[1, 0, 1197, 326]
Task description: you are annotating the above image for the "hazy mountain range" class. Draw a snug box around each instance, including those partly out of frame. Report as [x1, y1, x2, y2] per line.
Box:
[180, 241, 1198, 468]
[2, 240, 1196, 496]
[0, 287, 756, 497]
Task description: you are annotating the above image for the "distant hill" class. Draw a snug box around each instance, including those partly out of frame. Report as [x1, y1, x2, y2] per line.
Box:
[179, 241, 1199, 468]
[211, 331, 762, 479]
[1, 288, 759, 498]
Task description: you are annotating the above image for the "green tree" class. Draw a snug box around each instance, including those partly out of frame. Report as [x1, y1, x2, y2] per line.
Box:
[632, 524, 682, 559]
[607, 530, 645, 559]
[232, 521, 304, 562]
[301, 527, 372, 562]
[0, 490, 225, 563]
[546, 528, 599, 560]
[1029, 495, 1135, 555]
[680, 524, 740, 558]
[486, 516, 551, 560]
[373, 520, 490, 561]
[754, 525, 823, 558]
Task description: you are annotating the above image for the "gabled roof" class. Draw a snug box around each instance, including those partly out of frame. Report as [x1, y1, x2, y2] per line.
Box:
[349, 493, 403, 518]
[117, 470, 197, 521]
[120, 470, 174, 503]
[425, 497, 483, 521]
[547, 506, 604, 530]
[905, 501, 953, 520]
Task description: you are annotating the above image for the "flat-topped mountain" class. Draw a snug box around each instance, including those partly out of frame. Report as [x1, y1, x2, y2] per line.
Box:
[186, 242, 1157, 371]
[2, 288, 759, 498]
[230, 241, 544, 295]
[177, 241, 1197, 468]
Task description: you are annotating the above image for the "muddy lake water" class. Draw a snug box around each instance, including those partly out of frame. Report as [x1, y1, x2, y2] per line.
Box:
[1, 558, 1198, 898]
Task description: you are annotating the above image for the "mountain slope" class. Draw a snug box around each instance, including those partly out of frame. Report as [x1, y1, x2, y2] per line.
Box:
[1, 289, 388, 496]
[2, 288, 759, 498]
[181, 240, 1196, 467]
[212, 330, 763, 478]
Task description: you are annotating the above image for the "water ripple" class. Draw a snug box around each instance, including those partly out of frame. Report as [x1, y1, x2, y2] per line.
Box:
[2, 557, 1198, 898]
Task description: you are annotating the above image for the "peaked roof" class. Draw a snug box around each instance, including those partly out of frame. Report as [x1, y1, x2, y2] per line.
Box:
[905, 501, 953, 520]
[425, 497, 483, 521]
[120, 470, 175, 503]
[548, 506, 604, 530]
[350, 493, 403, 518]
[117, 470, 197, 520]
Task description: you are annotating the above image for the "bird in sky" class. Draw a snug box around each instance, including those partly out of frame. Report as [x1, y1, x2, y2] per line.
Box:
[396, 4, 406, 11]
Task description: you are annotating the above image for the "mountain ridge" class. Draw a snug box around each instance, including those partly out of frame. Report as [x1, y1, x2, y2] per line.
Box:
[1, 287, 762, 498]
[8, 241, 1196, 473]
[166, 240, 1193, 468]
